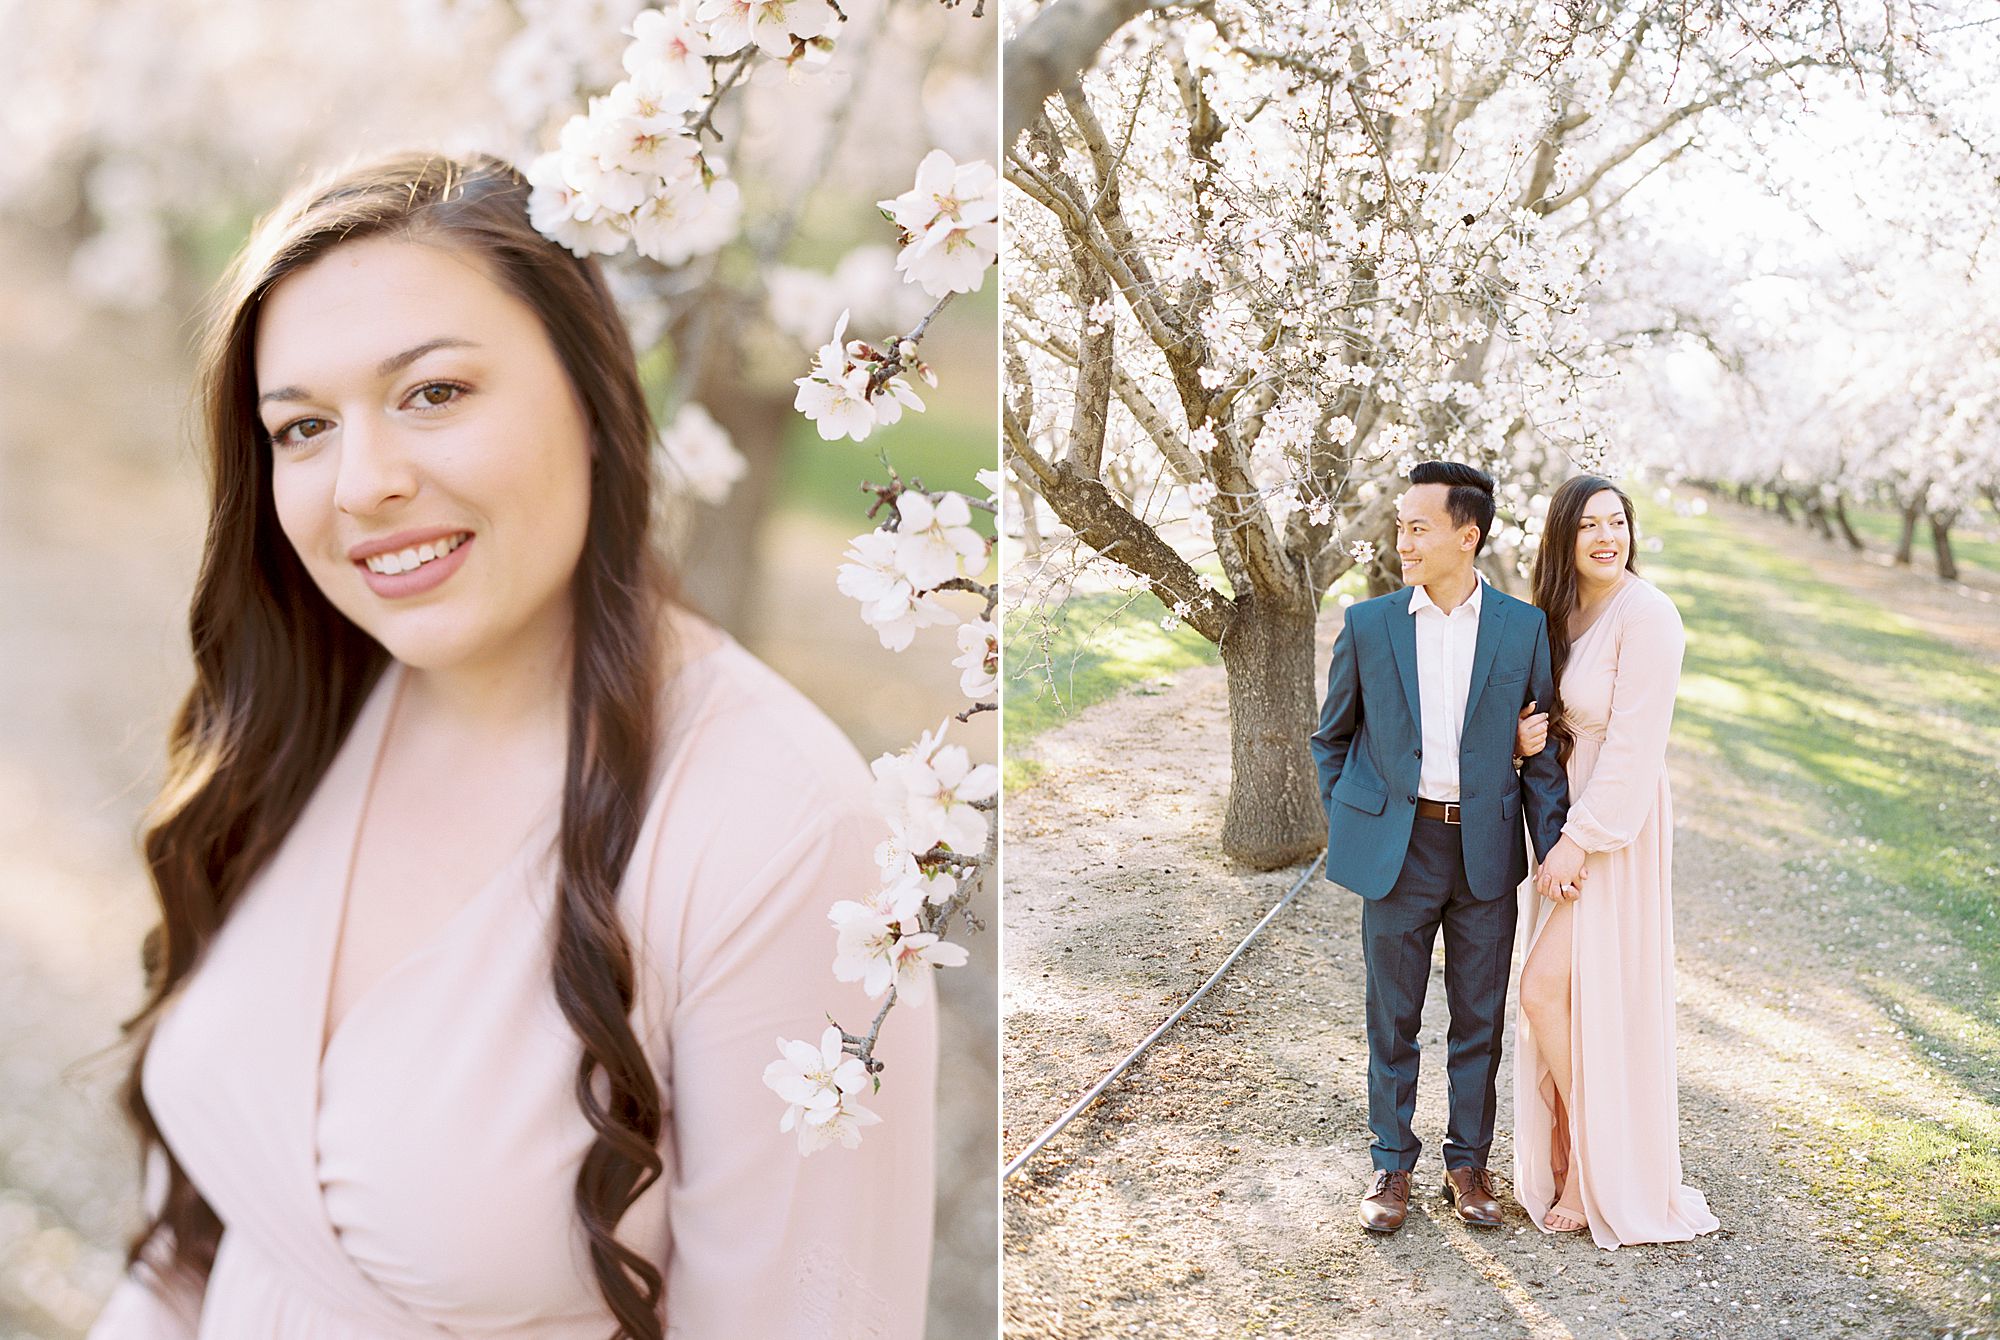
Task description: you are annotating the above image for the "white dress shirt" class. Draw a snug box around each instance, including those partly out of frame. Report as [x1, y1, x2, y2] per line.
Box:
[1409, 574, 1484, 802]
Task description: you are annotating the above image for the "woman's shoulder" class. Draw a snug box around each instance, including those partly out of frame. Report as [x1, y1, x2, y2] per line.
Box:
[1615, 575, 1684, 640]
[1619, 574, 1680, 617]
[625, 606, 887, 979]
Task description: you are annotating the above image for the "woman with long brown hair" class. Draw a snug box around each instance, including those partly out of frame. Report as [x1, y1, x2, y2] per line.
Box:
[87, 151, 936, 1338]
[1508, 474, 1717, 1248]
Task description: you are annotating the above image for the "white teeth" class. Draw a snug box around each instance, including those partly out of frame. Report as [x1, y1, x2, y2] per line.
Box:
[364, 532, 466, 576]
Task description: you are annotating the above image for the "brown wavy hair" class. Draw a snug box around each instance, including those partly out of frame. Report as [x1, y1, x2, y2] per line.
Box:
[119, 151, 676, 1338]
[1528, 474, 1639, 767]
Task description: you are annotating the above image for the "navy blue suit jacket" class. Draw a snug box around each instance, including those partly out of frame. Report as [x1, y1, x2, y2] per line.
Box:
[1309, 581, 1568, 901]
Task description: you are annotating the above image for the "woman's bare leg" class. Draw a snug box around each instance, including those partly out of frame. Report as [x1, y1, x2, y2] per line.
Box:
[1520, 899, 1586, 1231]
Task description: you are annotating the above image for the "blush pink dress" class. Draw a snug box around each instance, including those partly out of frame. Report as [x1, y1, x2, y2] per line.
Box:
[88, 633, 938, 1338]
[1512, 575, 1719, 1249]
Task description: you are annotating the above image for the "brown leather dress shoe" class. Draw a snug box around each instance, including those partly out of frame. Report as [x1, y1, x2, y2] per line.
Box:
[1443, 1167, 1505, 1227]
[1358, 1169, 1412, 1232]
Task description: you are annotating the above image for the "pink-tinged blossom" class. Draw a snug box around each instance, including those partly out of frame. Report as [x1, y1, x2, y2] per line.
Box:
[696, 0, 833, 60]
[829, 901, 967, 1006]
[595, 77, 702, 179]
[623, 2, 715, 92]
[878, 150, 1000, 297]
[762, 1026, 879, 1155]
[525, 150, 627, 257]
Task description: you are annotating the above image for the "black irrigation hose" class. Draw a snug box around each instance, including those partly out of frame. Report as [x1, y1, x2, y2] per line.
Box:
[1002, 851, 1327, 1181]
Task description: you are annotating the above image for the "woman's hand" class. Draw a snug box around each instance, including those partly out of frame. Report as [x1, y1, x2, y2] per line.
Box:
[1535, 835, 1588, 903]
[1515, 700, 1549, 761]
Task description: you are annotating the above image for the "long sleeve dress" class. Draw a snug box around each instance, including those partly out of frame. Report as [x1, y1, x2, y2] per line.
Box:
[87, 631, 939, 1337]
[1512, 575, 1719, 1250]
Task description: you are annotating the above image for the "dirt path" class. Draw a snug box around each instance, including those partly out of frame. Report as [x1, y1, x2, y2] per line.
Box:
[1001, 507, 1998, 1338]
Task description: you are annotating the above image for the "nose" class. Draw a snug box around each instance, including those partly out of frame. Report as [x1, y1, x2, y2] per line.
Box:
[332, 418, 419, 518]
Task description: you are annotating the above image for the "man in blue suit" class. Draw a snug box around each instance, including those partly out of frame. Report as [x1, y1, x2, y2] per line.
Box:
[1310, 462, 1578, 1233]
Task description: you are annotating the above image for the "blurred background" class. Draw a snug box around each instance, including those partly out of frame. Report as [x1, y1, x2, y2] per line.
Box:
[0, 0, 996, 1335]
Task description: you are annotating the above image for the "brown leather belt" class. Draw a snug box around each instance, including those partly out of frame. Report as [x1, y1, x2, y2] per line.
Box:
[1415, 798, 1462, 824]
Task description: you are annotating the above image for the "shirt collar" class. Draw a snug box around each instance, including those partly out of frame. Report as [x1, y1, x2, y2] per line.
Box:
[1409, 572, 1485, 618]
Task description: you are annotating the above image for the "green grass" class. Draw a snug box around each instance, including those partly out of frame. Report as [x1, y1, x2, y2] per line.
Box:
[1001, 569, 1373, 790]
[777, 407, 994, 525]
[1645, 498, 2000, 1248]
[1648, 504, 2000, 967]
[775, 285, 997, 524]
[1002, 590, 1220, 790]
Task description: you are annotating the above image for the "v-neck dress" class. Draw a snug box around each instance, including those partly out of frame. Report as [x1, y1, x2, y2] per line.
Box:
[1511, 574, 1719, 1249]
[88, 634, 938, 1337]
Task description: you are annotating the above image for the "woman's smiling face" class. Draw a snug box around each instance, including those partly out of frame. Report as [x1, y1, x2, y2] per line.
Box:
[1571, 487, 1631, 583]
[253, 234, 595, 675]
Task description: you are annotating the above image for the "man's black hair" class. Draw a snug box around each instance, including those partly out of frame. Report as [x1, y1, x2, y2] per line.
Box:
[1408, 460, 1497, 556]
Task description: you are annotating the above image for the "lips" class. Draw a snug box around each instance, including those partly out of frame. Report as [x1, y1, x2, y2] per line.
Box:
[355, 532, 475, 599]
[347, 526, 475, 564]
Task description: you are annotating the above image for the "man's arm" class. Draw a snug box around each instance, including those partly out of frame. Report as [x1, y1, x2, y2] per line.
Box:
[1309, 611, 1363, 816]
[1519, 612, 1570, 863]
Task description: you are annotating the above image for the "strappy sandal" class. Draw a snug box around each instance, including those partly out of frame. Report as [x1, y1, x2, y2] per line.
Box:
[1543, 1203, 1588, 1233]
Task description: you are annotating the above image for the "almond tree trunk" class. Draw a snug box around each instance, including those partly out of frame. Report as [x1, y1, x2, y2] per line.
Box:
[1895, 503, 1921, 566]
[1929, 514, 1960, 581]
[1217, 593, 1324, 868]
[1831, 496, 1864, 550]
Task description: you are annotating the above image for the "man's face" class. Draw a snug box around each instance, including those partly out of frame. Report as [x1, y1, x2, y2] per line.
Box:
[1395, 483, 1477, 585]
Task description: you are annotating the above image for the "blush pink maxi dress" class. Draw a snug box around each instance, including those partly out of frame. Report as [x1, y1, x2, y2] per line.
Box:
[88, 633, 938, 1338]
[1512, 574, 1719, 1249]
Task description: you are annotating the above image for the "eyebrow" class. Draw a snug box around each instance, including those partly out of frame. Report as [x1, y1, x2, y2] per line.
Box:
[257, 337, 481, 409]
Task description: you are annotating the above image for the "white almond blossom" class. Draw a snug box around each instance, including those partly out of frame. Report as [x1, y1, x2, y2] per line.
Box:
[628, 169, 742, 265]
[829, 901, 969, 1006]
[877, 150, 1000, 298]
[793, 310, 931, 442]
[521, 13, 742, 268]
[835, 529, 959, 651]
[657, 403, 747, 505]
[762, 1026, 880, 1155]
[870, 720, 998, 855]
[953, 617, 997, 699]
[893, 490, 986, 590]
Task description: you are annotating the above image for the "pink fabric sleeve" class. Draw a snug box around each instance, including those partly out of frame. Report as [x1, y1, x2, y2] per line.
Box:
[1561, 592, 1686, 854]
[86, 1146, 207, 1339]
[658, 801, 937, 1340]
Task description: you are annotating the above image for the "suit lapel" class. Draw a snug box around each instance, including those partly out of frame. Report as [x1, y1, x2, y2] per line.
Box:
[1385, 586, 1421, 732]
[1461, 584, 1511, 726]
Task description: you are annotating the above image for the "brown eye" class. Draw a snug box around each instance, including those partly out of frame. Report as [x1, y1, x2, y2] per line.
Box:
[270, 418, 329, 449]
[412, 381, 466, 409]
